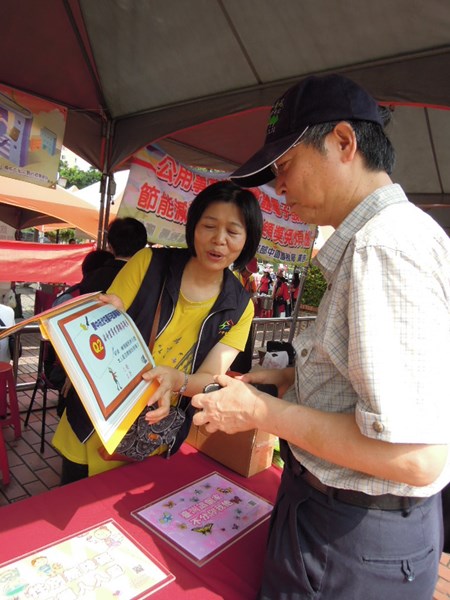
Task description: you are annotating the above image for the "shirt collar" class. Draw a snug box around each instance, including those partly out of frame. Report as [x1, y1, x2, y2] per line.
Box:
[313, 184, 408, 279]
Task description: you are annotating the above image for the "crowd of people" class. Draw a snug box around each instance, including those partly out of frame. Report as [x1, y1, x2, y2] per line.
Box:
[250, 264, 304, 318]
[2, 73, 449, 600]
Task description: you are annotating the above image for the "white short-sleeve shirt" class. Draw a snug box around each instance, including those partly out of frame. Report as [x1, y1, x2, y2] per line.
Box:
[0, 303, 15, 362]
[288, 184, 450, 497]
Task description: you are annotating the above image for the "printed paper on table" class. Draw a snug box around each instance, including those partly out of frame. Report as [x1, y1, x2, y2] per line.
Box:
[0, 520, 174, 599]
[0, 293, 158, 454]
[133, 472, 273, 566]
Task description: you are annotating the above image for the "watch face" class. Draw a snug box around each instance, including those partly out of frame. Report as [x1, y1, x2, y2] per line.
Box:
[204, 383, 221, 393]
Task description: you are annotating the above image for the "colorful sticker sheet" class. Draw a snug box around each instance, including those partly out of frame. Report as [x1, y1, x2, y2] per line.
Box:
[133, 472, 273, 566]
[0, 520, 174, 599]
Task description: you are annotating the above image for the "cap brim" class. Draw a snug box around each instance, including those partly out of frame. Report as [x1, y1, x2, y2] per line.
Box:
[230, 131, 302, 188]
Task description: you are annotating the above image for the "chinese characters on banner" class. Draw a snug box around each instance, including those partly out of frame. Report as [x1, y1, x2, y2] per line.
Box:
[0, 84, 67, 188]
[117, 145, 317, 269]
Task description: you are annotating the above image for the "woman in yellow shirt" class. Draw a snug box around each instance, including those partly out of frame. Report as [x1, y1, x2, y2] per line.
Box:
[53, 181, 263, 483]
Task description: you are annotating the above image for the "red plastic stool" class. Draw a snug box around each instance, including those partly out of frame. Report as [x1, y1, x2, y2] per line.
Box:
[0, 426, 10, 485]
[0, 361, 22, 440]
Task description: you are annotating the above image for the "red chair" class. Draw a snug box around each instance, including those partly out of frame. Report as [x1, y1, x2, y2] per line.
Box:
[0, 361, 21, 440]
[0, 361, 20, 486]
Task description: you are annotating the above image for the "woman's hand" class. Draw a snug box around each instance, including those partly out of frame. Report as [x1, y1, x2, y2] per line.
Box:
[141, 366, 185, 423]
[60, 376, 72, 398]
[98, 293, 124, 311]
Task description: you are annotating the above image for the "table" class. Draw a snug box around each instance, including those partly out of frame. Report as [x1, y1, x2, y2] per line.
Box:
[0, 445, 282, 599]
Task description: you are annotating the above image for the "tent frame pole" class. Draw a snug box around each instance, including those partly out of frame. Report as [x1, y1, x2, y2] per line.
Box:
[97, 120, 114, 249]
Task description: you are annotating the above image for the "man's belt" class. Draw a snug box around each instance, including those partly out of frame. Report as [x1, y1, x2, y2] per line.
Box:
[301, 467, 426, 511]
[281, 440, 426, 511]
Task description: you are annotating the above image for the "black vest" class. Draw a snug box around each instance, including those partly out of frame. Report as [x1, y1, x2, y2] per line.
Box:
[67, 248, 250, 451]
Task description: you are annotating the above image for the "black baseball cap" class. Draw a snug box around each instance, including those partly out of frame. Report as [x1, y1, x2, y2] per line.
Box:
[231, 74, 383, 187]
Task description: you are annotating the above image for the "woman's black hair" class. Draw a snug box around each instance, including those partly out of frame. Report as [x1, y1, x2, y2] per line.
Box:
[107, 217, 147, 257]
[81, 249, 114, 276]
[185, 180, 263, 271]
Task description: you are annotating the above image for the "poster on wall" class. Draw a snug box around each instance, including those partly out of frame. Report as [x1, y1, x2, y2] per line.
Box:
[117, 145, 317, 269]
[0, 84, 67, 188]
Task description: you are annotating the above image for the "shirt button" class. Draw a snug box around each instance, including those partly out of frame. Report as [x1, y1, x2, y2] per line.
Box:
[372, 421, 384, 433]
[301, 349, 308, 357]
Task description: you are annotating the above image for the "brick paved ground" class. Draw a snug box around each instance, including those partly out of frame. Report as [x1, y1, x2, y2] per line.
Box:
[0, 288, 449, 598]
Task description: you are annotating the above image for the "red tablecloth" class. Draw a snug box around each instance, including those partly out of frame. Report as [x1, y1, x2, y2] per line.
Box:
[0, 445, 282, 599]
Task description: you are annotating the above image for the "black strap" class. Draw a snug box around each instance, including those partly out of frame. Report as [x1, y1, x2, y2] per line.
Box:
[149, 280, 165, 352]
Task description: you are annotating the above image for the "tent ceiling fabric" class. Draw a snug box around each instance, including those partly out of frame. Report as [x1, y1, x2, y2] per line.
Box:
[1, 0, 450, 233]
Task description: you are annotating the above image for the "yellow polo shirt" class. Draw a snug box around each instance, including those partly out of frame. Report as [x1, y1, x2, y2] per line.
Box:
[52, 248, 253, 475]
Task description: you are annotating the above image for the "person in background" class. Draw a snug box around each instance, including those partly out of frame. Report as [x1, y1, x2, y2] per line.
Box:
[53, 249, 114, 306]
[257, 270, 272, 295]
[191, 74, 450, 599]
[272, 272, 290, 317]
[56, 218, 147, 305]
[255, 269, 273, 317]
[290, 270, 301, 310]
[52, 181, 263, 484]
[231, 257, 260, 374]
[0, 283, 15, 310]
[234, 257, 258, 299]
[0, 302, 15, 362]
[79, 217, 148, 294]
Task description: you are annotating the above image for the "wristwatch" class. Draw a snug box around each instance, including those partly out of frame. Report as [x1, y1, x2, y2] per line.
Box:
[178, 371, 188, 395]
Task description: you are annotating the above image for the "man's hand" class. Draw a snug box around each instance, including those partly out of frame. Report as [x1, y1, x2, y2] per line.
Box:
[238, 367, 294, 398]
[191, 374, 261, 434]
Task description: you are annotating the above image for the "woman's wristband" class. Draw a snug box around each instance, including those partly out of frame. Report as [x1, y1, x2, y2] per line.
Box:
[178, 371, 188, 395]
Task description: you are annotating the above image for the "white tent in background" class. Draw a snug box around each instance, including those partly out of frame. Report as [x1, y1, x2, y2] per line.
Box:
[314, 226, 334, 251]
[73, 170, 130, 218]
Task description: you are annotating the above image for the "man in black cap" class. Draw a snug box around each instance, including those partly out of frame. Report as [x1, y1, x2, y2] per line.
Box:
[192, 74, 450, 599]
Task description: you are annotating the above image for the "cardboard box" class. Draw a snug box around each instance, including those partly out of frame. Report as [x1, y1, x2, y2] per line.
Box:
[186, 424, 276, 477]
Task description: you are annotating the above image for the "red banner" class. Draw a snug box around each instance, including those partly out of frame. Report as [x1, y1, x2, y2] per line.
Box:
[0, 241, 95, 285]
[118, 145, 317, 270]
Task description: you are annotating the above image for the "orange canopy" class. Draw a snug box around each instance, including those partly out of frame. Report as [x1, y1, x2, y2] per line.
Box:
[0, 175, 103, 238]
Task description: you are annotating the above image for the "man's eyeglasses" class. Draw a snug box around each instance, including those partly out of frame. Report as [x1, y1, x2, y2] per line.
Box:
[270, 126, 309, 177]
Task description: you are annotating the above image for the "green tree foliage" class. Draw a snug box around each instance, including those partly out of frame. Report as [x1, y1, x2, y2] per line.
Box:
[300, 265, 327, 307]
[46, 228, 76, 243]
[58, 159, 101, 189]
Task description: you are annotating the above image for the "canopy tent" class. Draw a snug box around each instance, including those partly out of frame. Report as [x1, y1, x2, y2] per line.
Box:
[1, 0, 450, 235]
[73, 171, 126, 215]
[0, 175, 104, 238]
